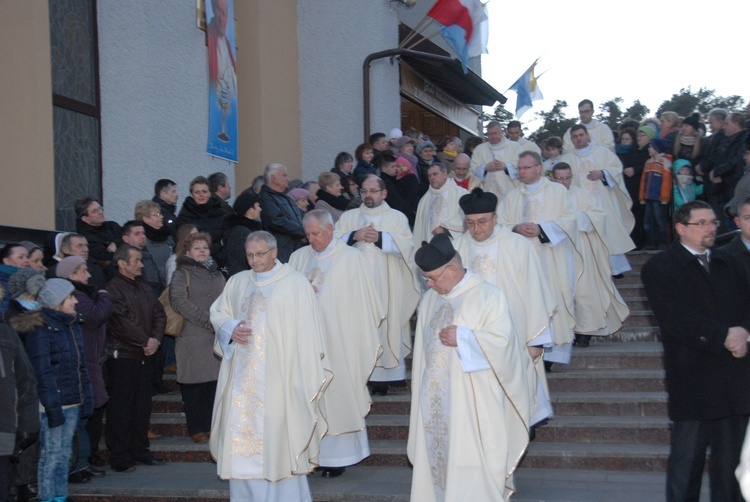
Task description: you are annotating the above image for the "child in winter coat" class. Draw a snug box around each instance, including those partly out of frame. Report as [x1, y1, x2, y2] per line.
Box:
[639, 141, 673, 249]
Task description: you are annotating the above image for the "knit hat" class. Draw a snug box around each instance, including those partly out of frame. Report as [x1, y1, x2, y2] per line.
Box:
[233, 190, 261, 217]
[8, 268, 45, 299]
[639, 126, 657, 141]
[682, 113, 702, 131]
[459, 188, 498, 215]
[649, 140, 668, 154]
[415, 140, 436, 155]
[395, 156, 413, 167]
[388, 128, 403, 140]
[19, 241, 41, 254]
[396, 136, 416, 149]
[287, 188, 311, 202]
[56, 256, 86, 279]
[38, 278, 75, 309]
[414, 233, 456, 272]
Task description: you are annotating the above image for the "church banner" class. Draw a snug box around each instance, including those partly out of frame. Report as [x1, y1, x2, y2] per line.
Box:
[206, 0, 238, 162]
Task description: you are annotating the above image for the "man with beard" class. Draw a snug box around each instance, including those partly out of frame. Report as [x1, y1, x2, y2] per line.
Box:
[642, 200, 750, 501]
[335, 176, 420, 396]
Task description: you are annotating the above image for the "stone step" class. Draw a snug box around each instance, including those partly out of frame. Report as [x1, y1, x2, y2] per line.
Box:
[622, 309, 658, 327]
[566, 342, 663, 370]
[547, 369, 665, 393]
[68, 463, 708, 502]
[599, 327, 660, 343]
[551, 391, 667, 417]
[521, 441, 669, 472]
[615, 271, 644, 285]
[621, 296, 650, 310]
[534, 415, 670, 444]
[626, 251, 659, 265]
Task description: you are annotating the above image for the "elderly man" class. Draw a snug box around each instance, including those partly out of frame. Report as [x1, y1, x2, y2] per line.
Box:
[560, 124, 635, 275]
[497, 151, 581, 366]
[259, 163, 306, 262]
[335, 176, 420, 395]
[563, 99, 615, 152]
[209, 231, 331, 501]
[507, 120, 542, 156]
[551, 163, 630, 346]
[46, 233, 106, 289]
[642, 201, 750, 501]
[454, 188, 555, 426]
[450, 153, 483, 191]
[74, 197, 123, 269]
[470, 121, 522, 201]
[105, 244, 167, 472]
[408, 234, 533, 501]
[289, 210, 383, 477]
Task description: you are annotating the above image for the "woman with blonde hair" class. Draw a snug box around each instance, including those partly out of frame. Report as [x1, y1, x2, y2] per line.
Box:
[169, 232, 225, 443]
[314, 171, 349, 223]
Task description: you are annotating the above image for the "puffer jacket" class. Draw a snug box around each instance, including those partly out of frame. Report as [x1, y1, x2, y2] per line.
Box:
[105, 273, 166, 361]
[259, 184, 306, 263]
[18, 308, 93, 428]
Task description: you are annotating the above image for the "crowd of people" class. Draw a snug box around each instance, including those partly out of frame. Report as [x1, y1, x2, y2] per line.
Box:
[2, 99, 750, 501]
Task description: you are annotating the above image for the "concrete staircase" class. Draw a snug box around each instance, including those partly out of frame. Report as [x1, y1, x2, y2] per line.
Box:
[70, 251, 704, 501]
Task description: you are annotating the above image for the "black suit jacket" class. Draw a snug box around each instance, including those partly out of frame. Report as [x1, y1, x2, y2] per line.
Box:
[720, 235, 750, 288]
[641, 241, 750, 421]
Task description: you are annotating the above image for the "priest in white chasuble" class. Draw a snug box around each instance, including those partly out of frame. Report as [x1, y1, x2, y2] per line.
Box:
[407, 234, 533, 502]
[496, 151, 582, 365]
[560, 124, 636, 275]
[551, 163, 630, 345]
[209, 230, 332, 502]
[455, 188, 555, 426]
[334, 175, 419, 396]
[289, 210, 384, 477]
[470, 121, 523, 201]
[412, 163, 469, 290]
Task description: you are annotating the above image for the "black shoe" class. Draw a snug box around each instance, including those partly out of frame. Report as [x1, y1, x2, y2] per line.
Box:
[574, 334, 591, 347]
[369, 384, 389, 396]
[16, 483, 38, 502]
[82, 465, 107, 477]
[320, 467, 345, 478]
[112, 463, 136, 473]
[135, 456, 168, 466]
[611, 273, 624, 279]
[544, 361, 554, 373]
[68, 470, 92, 484]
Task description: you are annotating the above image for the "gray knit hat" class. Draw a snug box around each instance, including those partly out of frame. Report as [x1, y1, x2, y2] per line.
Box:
[38, 278, 75, 309]
[56, 256, 86, 279]
[8, 268, 45, 299]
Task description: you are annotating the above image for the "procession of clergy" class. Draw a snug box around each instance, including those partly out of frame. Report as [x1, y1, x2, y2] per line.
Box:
[207, 120, 632, 502]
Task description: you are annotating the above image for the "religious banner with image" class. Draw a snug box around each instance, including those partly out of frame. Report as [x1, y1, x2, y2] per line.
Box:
[206, 0, 238, 162]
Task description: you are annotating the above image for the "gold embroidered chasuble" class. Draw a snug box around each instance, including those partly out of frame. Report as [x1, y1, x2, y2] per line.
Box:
[407, 273, 533, 502]
[209, 263, 332, 481]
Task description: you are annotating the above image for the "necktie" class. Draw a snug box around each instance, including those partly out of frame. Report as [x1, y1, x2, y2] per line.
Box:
[697, 253, 709, 271]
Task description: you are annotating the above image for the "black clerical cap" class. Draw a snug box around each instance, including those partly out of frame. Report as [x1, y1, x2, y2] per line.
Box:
[414, 233, 456, 272]
[459, 188, 497, 215]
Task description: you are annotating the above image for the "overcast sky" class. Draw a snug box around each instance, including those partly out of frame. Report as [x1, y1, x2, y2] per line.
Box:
[480, 0, 749, 129]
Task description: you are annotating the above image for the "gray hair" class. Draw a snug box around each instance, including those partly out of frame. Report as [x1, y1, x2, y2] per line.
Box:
[707, 108, 728, 121]
[263, 163, 287, 184]
[246, 230, 277, 249]
[303, 209, 334, 229]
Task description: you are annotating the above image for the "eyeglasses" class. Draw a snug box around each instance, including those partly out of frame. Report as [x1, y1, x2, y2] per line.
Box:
[149, 212, 162, 217]
[683, 220, 720, 228]
[89, 206, 104, 214]
[360, 189, 382, 196]
[246, 249, 274, 259]
[421, 265, 449, 284]
[465, 218, 493, 228]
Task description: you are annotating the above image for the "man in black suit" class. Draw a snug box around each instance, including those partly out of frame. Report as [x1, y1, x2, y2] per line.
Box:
[721, 197, 750, 287]
[641, 200, 750, 501]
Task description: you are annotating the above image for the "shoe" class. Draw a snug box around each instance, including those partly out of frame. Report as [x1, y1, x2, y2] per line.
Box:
[320, 467, 345, 478]
[544, 361, 554, 373]
[165, 364, 177, 374]
[82, 465, 107, 477]
[191, 432, 209, 443]
[68, 470, 92, 484]
[611, 273, 624, 279]
[112, 463, 136, 473]
[89, 453, 107, 467]
[135, 456, 168, 466]
[17, 482, 38, 501]
[147, 430, 162, 439]
[369, 384, 389, 396]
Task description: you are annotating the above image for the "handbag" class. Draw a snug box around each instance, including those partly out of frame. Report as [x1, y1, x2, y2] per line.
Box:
[160, 270, 190, 337]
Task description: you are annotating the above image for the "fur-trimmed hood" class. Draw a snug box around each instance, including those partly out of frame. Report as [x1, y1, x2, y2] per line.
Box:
[9, 309, 44, 334]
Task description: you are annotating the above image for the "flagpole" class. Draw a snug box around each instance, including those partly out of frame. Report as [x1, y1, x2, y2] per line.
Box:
[404, 28, 442, 51]
[399, 14, 433, 48]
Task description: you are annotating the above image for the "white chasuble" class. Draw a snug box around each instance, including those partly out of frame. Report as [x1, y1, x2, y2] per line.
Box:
[334, 204, 419, 382]
[408, 273, 533, 502]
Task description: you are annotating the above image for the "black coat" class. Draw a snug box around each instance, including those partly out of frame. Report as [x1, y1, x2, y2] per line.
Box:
[176, 195, 226, 259]
[720, 234, 750, 289]
[0, 322, 38, 451]
[76, 219, 123, 265]
[258, 185, 305, 263]
[222, 214, 263, 276]
[152, 196, 179, 239]
[713, 130, 749, 200]
[641, 242, 750, 421]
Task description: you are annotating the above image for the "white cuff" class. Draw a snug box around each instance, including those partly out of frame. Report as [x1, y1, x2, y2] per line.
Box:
[456, 326, 491, 373]
[539, 221, 568, 247]
[380, 232, 398, 254]
[506, 162, 518, 180]
[218, 319, 241, 360]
